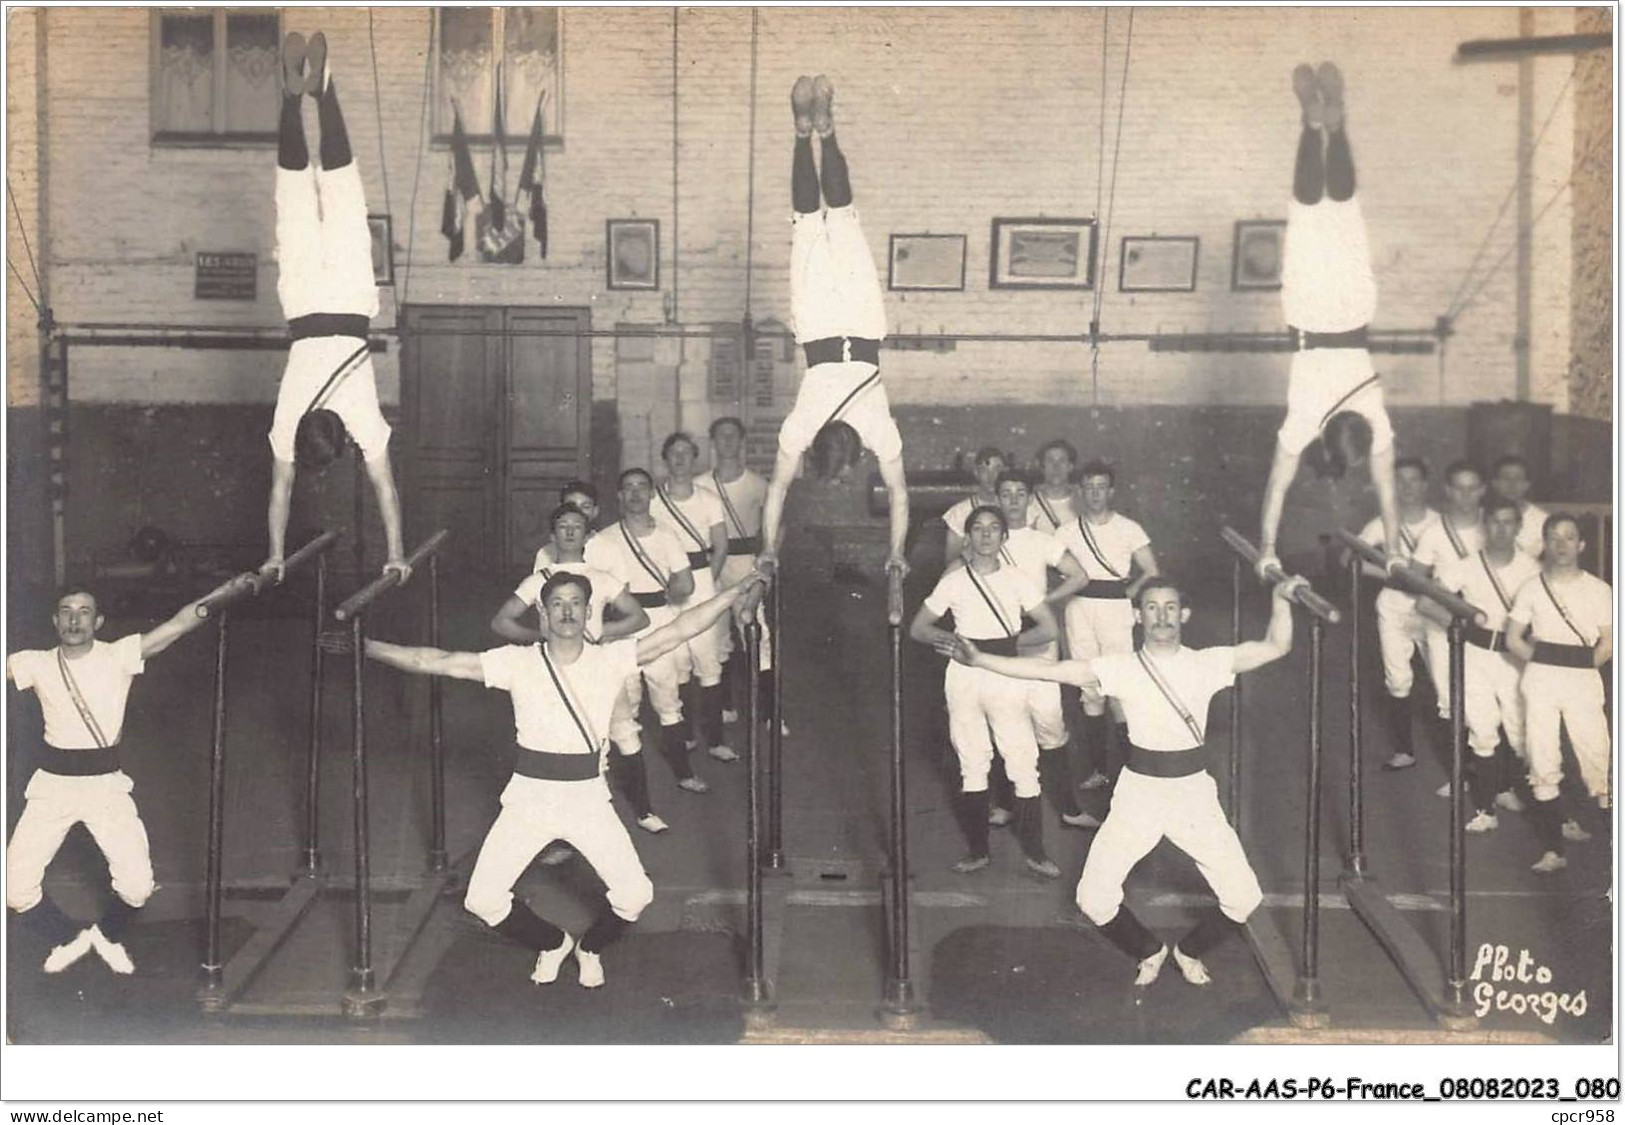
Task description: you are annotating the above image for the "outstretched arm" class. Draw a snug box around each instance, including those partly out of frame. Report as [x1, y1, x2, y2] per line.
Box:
[363, 455, 411, 581]
[954, 636, 1099, 690]
[139, 576, 253, 659]
[1231, 577, 1304, 674]
[878, 452, 910, 576]
[1257, 441, 1301, 576]
[1370, 443, 1400, 560]
[758, 446, 799, 571]
[262, 458, 298, 581]
[490, 595, 543, 645]
[637, 574, 763, 666]
[365, 639, 484, 681]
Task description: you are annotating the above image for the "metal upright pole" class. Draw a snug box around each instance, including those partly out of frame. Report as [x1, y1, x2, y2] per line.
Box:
[743, 623, 769, 1006]
[1293, 613, 1326, 1019]
[1228, 557, 1243, 825]
[427, 554, 447, 873]
[1347, 554, 1366, 877]
[766, 574, 784, 869]
[346, 612, 376, 1013]
[303, 555, 327, 875]
[881, 588, 918, 1027]
[1445, 618, 1469, 1017]
[201, 612, 230, 991]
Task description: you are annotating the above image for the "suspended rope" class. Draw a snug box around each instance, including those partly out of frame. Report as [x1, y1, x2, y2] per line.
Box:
[1442, 66, 1576, 322]
[1088, 11, 1110, 402]
[8, 257, 42, 318]
[671, 8, 680, 323]
[1089, 7, 1134, 404]
[8, 177, 45, 312]
[743, 7, 759, 319]
[1450, 129, 1607, 324]
[399, 13, 437, 310]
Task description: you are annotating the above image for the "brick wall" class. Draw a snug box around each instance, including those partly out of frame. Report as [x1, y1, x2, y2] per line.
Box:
[1572, 6, 1613, 422]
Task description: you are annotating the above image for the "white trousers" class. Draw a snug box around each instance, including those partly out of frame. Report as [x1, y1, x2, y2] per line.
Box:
[275, 164, 378, 320]
[1423, 621, 1458, 718]
[1075, 769, 1263, 926]
[944, 662, 1040, 798]
[1522, 665, 1611, 802]
[463, 774, 654, 927]
[1065, 596, 1134, 717]
[1462, 644, 1525, 758]
[1374, 588, 1427, 697]
[5, 770, 155, 913]
[670, 577, 724, 689]
[624, 606, 684, 729]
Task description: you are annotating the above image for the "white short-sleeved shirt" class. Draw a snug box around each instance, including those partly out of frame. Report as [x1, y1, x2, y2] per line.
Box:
[940, 494, 997, 539]
[586, 522, 693, 597]
[480, 639, 641, 755]
[923, 564, 1045, 642]
[998, 527, 1056, 591]
[1413, 516, 1484, 573]
[1028, 488, 1079, 535]
[1507, 570, 1613, 648]
[1434, 551, 1540, 634]
[700, 469, 768, 541]
[1048, 512, 1150, 581]
[651, 484, 726, 600]
[514, 561, 630, 643]
[1359, 509, 1442, 602]
[1092, 646, 1237, 752]
[1515, 502, 1550, 559]
[8, 635, 145, 749]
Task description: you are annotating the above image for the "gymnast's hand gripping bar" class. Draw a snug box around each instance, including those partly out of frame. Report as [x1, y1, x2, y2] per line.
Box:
[333, 529, 452, 622]
[1334, 530, 1486, 624]
[196, 529, 342, 618]
[1220, 527, 1342, 624]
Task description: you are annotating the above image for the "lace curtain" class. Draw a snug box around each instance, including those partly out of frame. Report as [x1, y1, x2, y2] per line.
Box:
[436, 7, 561, 139]
[154, 11, 278, 136]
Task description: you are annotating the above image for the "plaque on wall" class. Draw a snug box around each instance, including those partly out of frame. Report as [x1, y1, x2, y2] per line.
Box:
[195, 252, 257, 300]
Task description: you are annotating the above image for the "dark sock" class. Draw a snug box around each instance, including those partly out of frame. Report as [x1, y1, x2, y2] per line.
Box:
[1468, 753, 1498, 815]
[1098, 908, 1161, 961]
[1013, 796, 1050, 863]
[1532, 797, 1565, 855]
[1040, 745, 1083, 818]
[699, 683, 727, 751]
[493, 900, 566, 952]
[315, 78, 352, 170]
[99, 895, 141, 945]
[819, 131, 852, 208]
[1080, 713, 1110, 778]
[1431, 716, 1457, 776]
[1496, 738, 1521, 792]
[988, 755, 1014, 814]
[1385, 694, 1415, 758]
[681, 680, 704, 747]
[612, 748, 654, 818]
[278, 94, 308, 171]
[956, 790, 991, 858]
[1325, 126, 1356, 201]
[722, 645, 746, 714]
[792, 134, 819, 213]
[18, 898, 80, 947]
[659, 723, 694, 781]
[1292, 125, 1325, 205]
[1180, 910, 1243, 959]
[578, 908, 632, 954]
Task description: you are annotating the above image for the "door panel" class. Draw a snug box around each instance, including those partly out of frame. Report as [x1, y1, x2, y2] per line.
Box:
[504, 308, 590, 572]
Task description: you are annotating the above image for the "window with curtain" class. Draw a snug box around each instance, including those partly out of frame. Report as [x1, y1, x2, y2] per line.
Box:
[151, 9, 280, 144]
[433, 7, 563, 143]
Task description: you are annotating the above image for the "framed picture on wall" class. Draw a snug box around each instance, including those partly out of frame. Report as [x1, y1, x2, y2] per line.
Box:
[990, 218, 1096, 290]
[1119, 235, 1198, 293]
[607, 219, 660, 290]
[367, 215, 394, 286]
[888, 233, 967, 291]
[1232, 219, 1287, 291]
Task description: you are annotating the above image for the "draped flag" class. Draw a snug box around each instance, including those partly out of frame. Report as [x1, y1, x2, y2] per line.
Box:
[478, 67, 526, 264]
[441, 106, 483, 262]
[516, 92, 549, 259]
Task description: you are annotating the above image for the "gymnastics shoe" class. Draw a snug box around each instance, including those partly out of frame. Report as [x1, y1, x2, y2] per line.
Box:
[1316, 61, 1345, 129]
[677, 775, 710, 794]
[1079, 770, 1112, 791]
[636, 813, 670, 834]
[1023, 856, 1062, 879]
[951, 854, 990, 875]
[1382, 752, 1416, 771]
[1530, 851, 1567, 874]
[88, 925, 135, 975]
[42, 927, 95, 974]
[1171, 945, 1212, 987]
[1134, 945, 1170, 988]
[281, 32, 307, 98]
[1436, 782, 1453, 799]
[1292, 63, 1322, 128]
[531, 934, 576, 985]
[707, 744, 739, 763]
[791, 75, 816, 136]
[576, 947, 605, 989]
[305, 31, 328, 96]
[1464, 811, 1499, 834]
[1561, 819, 1592, 843]
[1495, 790, 1526, 812]
[721, 707, 740, 724]
[1062, 810, 1102, 830]
[987, 806, 1012, 827]
[810, 75, 835, 136]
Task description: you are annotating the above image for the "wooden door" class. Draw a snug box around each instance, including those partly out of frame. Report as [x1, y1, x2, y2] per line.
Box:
[503, 308, 591, 573]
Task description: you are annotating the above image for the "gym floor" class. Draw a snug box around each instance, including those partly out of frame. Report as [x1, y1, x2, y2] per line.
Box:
[4, 562, 1613, 1047]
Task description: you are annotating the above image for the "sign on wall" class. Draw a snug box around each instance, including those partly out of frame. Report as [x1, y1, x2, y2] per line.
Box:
[194, 252, 257, 300]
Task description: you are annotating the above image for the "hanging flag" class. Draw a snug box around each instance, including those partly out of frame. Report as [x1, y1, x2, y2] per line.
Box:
[516, 91, 549, 259]
[441, 105, 482, 262]
[487, 67, 508, 236]
[479, 65, 525, 264]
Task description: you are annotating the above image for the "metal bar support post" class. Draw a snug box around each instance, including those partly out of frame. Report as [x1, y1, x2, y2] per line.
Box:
[766, 574, 784, 869]
[427, 553, 447, 872]
[1292, 614, 1329, 1024]
[880, 568, 919, 1027]
[1347, 553, 1366, 877]
[743, 623, 770, 1007]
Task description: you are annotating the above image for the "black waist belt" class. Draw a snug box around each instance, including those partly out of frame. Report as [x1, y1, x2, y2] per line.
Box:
[288, 313, 371, 342]
[686, 550, 710, 569]
[1287, 324, 1369, 351]
[970, 636, 1020, 657]
[41, 744, 123, 777]
[512, 744, 602, 781]
[633, 591, 669, 609]
[1080, 579, 1129, 600]
[1532, 641, 1593, 669]
[1464, 624, 1507, 653]
[803, 336, 881, 368]
[1126, 744, 1208, 779]
[727, 535, 761, 556]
